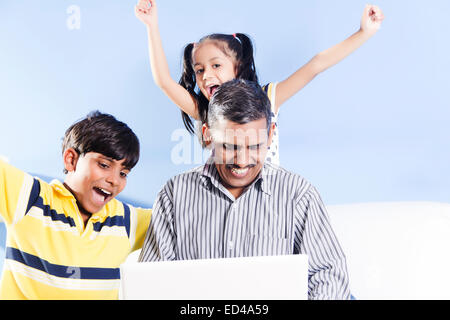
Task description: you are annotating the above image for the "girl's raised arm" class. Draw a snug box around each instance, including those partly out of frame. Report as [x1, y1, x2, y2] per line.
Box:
[135, 0, 199, 119]
[274, 4, 384, 113]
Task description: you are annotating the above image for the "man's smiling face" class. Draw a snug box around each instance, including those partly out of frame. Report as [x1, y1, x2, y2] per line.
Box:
[207, 118, 273, 198]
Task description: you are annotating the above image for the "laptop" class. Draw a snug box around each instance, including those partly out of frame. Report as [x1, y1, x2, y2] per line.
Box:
[119, 254, 308, 300]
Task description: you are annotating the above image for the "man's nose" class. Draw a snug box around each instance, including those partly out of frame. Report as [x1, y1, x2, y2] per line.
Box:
[234, 147, 250, 165]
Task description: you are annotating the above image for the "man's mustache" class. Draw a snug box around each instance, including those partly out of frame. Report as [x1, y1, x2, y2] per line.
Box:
[225, 164, 257, 169]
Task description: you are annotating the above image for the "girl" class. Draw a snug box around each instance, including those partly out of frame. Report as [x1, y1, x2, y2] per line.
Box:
[135, 0, 384, 165]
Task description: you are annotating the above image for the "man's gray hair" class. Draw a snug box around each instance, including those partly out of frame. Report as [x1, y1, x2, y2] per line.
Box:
[207, 79, 272, 133]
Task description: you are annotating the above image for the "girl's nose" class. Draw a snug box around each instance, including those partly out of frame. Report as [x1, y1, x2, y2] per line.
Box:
[202, 67, 213, 80]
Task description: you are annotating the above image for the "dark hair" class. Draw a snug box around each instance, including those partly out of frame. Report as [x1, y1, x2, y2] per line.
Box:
[208, 79, 271, 132]
[179, 33, 259, 134]
[62, 111, 140, 173]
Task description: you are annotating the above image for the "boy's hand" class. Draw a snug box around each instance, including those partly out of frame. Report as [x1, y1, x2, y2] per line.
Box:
[135, 0, 157, 27]
[360, 4, 384, 36]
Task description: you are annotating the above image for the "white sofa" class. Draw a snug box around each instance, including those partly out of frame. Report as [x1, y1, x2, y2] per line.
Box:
[2, 201, 450, 299]
[125, 201, 450, 300]
[327, 201, 450, 300]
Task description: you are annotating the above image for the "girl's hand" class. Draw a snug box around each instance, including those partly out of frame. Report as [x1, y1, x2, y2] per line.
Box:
[360, 4, 384, 36]
[135, 0, 157, 27]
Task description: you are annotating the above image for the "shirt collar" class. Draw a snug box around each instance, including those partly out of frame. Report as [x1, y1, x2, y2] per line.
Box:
[258, 162, 274, 196]
[50, 179, 74, 198]
[201, 157, 222, 191]
[49, 179, 108, 219]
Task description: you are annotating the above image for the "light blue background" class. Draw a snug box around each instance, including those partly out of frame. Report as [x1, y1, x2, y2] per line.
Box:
[1, 1, 449, 275]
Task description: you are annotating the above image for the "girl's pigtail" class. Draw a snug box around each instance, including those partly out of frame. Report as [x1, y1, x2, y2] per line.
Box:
[179, 43, 197, 134]
[235, 33, 258, 84]
[197, 92, 209, 125]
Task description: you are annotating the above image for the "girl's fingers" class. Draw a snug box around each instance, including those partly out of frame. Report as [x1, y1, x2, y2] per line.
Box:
[364, 4, 371, 16]
[137, 0, 147, 7]
[137, 0, 151, 10]
[372, 6, 384, 22]
[366, 4, 385, 23]
[372, 5, 384, 17]
[135, 5, 145, 13]
[135, 1, 149, 14]
[136, 8, 148, 15]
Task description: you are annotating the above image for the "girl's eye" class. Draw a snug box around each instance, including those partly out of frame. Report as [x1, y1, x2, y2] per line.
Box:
[213, 64, 220, 68]
[195, 69, 204, 75]
[120, 171, 128, 178]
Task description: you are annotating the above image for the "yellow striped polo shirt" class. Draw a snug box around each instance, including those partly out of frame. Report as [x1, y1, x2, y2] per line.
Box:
[0, 160, 151, 299]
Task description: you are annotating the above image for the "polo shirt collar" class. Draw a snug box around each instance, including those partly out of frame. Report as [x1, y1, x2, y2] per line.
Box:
[49, 179, 108, 219]
[50, 179, 74, 198]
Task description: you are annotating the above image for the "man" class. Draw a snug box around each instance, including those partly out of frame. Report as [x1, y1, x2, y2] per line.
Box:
[139, 79, 351, 300]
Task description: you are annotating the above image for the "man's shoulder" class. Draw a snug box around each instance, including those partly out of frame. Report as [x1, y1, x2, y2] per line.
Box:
[264, 161, 309, 182]
[263, 162, 314, 199]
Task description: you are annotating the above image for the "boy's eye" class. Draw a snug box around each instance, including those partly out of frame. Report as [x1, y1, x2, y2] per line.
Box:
[212, 64, 220, 68]
[99, 162, 109, 169]
[120, 171, 128, 178]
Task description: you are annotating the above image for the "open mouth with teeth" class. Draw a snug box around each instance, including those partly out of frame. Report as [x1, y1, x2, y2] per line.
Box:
[207, 85, 219, 97]
[226, 164, 255, 178]
[93, 186, 113, 204]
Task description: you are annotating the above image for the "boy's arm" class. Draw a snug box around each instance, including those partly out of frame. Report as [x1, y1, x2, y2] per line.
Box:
[138, 183, 176, 262]
[135, 0, 199, 119]
[274, 4, 384, 113]
[0, 160, 39, 226]
[130, 207, 152, 252]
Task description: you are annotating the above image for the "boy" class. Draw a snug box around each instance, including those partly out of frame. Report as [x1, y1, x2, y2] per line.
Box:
[0, 111, 151, 299]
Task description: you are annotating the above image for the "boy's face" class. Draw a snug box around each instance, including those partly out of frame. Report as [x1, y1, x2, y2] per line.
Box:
[63, 150, 130, 214]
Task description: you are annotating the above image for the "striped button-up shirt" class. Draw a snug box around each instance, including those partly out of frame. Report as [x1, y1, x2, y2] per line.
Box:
[139, 158, 351, 300]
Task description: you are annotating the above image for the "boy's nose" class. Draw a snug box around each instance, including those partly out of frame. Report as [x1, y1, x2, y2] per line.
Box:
[106, 172, 120, 187]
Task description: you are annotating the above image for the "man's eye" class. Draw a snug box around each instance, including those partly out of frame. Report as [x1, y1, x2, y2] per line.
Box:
[223, 144, 241, 152]
[223, 144, 235, 150]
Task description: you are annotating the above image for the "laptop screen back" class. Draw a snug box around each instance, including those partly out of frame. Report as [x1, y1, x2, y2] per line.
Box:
[119, 254, 308, 300]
